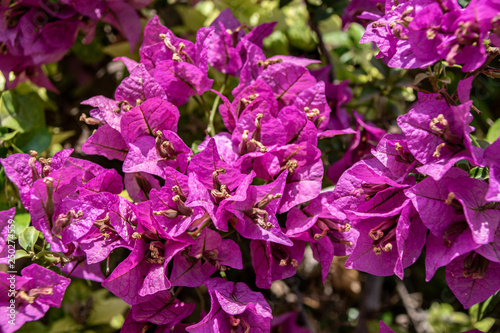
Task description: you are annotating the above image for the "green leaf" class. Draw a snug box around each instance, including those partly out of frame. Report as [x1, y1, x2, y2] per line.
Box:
[51, 129, 76, 146]
[14, 127, 51, 153]
[486, 118, 500, 142]
[279, 0, 293, 7]
[47, 266, 62, 275]
[176, 6, 207, 32]
[0, 127, 18, 141]
[476, 291, 500, 321]
[476, 139, 490, 149]
[18, 226, 39, 251]
[71, 35, 105, 64]
[474, 318, 495, 331]
[440, 76, 452, 84]
[14, 213, 31, 236]
[102, 42, 135, 59]
[46, 317, 83, 333]
[16, 320, 48, 333]
[118, 189, 132, 202]
[414, 72, 429, 85]
[15, 249, 32, 260]
[313, 7, 334, 23]
[0, 91, 45, 133]
[87, 290, 129, 326]
[458, 0, 471, 7]
[469, 166, 489, 180]
[190, 140, 202, 154]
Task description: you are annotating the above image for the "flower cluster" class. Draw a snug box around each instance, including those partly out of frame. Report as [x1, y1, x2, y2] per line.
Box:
[1, 3, 500, 332]
[0, 9, 361, 331]
[327, 76, 500, 309]
[0, 0, 152, 90]
[359, 0, 500, 71]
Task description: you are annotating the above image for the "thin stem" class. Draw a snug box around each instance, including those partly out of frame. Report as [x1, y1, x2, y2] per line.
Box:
[199, 94, 210, 114]
[477, 301, 483, 322]
[470, 134, 480, 147]
[309, 13, 335, 81]
[65, 260, 82, 278]
[193, 95, 204, 110]
[166, 286, 184, 306]
[206, 74, 228, 136]
[195, 287, 206, 314]
[221, 229, 236, 239]
[10, 142, 23, 154]
[207, 83, 226, 137]
[192, 218, 212, 238]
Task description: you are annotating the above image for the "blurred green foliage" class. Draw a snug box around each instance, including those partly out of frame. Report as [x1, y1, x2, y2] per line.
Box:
[17, 280, 129, 333]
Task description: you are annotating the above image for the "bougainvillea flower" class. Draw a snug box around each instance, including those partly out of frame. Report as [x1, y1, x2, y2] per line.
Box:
[245, 142, 323, 213]
[148, 167, 205, 238]
[218, 171, 292, 245]
[271, 311, 311, 333]
[293, 81, 332, 131]
[405, 168, 490, 279]
[407, 167, 498, 245]
[259, 62, 317, 107]
[187, 138, 246, 193]
[120, 97, 179, 144]
[124, 172, 161, 202]
[475, 227, 500, 263]
[121, 291, 195, 333]
[123, 130, 192, 176]
[222, 80, 278, 132]
[102, 227, 191, 305]
[406, 1, 459, 68]
[371, 133, 418, 182]
[341, 0, 384, 29]
[186, 278, 272, 332]
[231, 107, 287, 157]
[0, 149, 73, 209]
[359, 0, 421, 68]
[398, 92, 482, 180]
[0, 0, 152, 89]
[446, 252, 500, 308]
[29, 172, 105, 251]
[82, 125, 129, 161]
[405, 167, 469, 236]
[0, 265, 70, 333]
[82, 96, 122, 131]
[206, 21, 242, 75]
[250, 238, 305, 289]
[140, 16, 202, 72]
[327, 111, 385, 183]
[345, 202, 426, 279]
[329, 158, 405, 223]
[170, 228, 243, 287]
[78, 169, 123, 197]
[154, 60, 214, 106]
[197, 132, 239, 164]
[306, 193, 359, 256]
[437, 0, 497, 72]
[114, 63, 167, 106]
[287, 193, 358, 282]
[448, 178, 500, 245]
[484, 138, 500, 202]
[80, 193, 138, 264]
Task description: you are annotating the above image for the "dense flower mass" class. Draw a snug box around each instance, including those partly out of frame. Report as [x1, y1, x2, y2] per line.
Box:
[359, 0, 500, 71]
[1, 3, 500, 332]
[0, 0, 153, 90]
